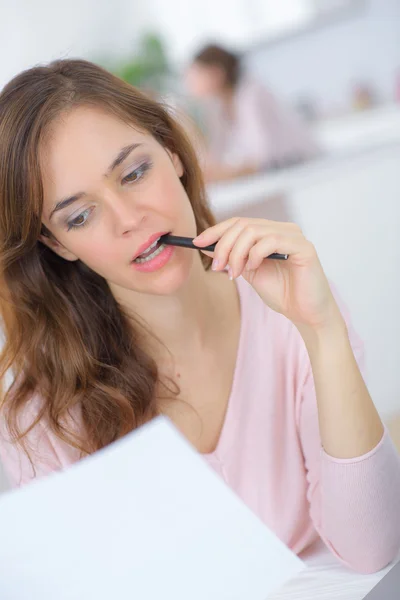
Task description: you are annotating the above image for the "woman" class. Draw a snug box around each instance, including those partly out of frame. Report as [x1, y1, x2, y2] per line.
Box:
[185, 44, 320, 182]
[0, 59, 399, 575]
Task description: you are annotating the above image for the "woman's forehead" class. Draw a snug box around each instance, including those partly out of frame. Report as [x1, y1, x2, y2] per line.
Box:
[39, 107, 155, 212]
[43, 106, 151, 153]
[41, 107, 155, 173]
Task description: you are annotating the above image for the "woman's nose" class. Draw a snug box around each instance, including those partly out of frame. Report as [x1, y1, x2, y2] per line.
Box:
[106, 192, 145, 237]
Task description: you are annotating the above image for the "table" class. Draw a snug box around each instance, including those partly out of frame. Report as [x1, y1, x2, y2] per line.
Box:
[269, 539, 400, 599]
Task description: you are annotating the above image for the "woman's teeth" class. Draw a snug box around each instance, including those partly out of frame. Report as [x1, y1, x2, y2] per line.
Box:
[146, 239, 159, 252]
[133, 243, 166, 264]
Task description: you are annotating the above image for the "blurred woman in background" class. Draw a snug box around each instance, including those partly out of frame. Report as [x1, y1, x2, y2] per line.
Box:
[185, 44, 320, 182]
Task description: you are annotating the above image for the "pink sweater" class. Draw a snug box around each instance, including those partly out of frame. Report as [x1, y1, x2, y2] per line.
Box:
[205, 76, 320, 169]
[1, 276, 400, 573]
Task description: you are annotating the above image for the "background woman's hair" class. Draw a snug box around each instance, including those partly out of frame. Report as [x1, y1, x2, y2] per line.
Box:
[193, 44, 242, 87]
[0, 58, 215, 460]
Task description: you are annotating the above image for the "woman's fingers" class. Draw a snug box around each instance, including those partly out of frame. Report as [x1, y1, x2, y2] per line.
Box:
[193, 217, 241, 248]
[194, 218, 314, 278]
[225, 226, 269, 278]
[244, 234, 316, 272]
[207, 220, 251, 271]
[194, 218, 300, 248]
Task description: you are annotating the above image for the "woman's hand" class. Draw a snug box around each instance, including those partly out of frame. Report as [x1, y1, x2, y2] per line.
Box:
[193, 217, 344, 334]
[194, 219, 387, 463]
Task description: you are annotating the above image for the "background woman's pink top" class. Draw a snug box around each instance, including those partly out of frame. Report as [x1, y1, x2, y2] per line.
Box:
[205, 76, 321, 169]
[1, 277, 399, 573]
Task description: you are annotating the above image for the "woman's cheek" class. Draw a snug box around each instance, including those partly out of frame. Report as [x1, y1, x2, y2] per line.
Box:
[75, 240, 121, 272]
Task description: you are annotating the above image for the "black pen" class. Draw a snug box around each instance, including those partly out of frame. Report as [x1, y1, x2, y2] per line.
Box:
[160, 234, 289, 261]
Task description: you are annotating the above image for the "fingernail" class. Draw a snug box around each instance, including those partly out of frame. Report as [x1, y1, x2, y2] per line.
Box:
[228, 266, 233, 280]
[212, 258, 219, 271]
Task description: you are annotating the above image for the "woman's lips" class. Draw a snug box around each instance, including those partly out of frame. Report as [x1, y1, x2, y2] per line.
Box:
[131, 244, 174, 273]
[132, 231, 170, 261]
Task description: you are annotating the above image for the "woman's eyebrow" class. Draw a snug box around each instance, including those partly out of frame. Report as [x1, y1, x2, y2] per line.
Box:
[49, 193, 86, 221]
[106, 142, 143, 175]
[49, 143, 144, 221]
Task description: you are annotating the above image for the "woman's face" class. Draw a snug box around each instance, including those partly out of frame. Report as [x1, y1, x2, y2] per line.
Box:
[185, 63, 226, 98]
[40, 106, 199, 297]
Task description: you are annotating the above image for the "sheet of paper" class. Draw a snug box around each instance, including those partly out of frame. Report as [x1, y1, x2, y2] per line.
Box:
[0, 417, 305, 600]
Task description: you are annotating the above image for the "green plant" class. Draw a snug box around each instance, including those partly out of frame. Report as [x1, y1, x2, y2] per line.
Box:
[112, 32, 171, 91]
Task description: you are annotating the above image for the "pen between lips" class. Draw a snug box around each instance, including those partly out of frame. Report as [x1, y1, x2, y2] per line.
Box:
[159, 234, 288, 261]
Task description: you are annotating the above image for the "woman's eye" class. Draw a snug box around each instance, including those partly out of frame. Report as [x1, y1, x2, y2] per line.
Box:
[123, 171, 139, 183]
[122, 161, 151, 185]
[67, 208, 92, 231]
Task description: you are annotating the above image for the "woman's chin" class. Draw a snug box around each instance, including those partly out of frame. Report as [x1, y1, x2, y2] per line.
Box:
[144, 262, 193, 296]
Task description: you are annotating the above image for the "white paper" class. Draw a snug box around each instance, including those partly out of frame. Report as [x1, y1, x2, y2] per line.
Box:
[0, 417, 304, 600]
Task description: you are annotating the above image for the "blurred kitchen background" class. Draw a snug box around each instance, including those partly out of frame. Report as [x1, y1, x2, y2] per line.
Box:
[1, 0, 400, 488]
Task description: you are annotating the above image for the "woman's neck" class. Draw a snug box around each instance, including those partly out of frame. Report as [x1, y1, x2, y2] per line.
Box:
[219, 85, 235, 118]
[110, 259, 232, 362]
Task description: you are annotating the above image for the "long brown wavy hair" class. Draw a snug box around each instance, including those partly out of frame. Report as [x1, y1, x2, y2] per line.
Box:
[0, 59, 215, 459]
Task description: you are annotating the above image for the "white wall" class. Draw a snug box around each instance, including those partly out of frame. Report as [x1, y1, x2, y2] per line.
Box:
[141, 0, 315, 64]
[247, 0, 400, 112]
[0, 0, 151, 90]
[4, 0, 397, 115]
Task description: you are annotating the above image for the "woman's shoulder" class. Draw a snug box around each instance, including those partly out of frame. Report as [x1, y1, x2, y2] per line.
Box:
[235, 75, 275, 105]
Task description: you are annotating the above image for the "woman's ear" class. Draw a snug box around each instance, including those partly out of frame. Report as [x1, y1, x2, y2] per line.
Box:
[39, 230, 79, 262]
[167, 150, 184, 178]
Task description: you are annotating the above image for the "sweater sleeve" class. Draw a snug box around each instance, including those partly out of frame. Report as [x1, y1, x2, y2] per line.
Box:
[0, 396, 80, 488]
[298, 299, 400, 574]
